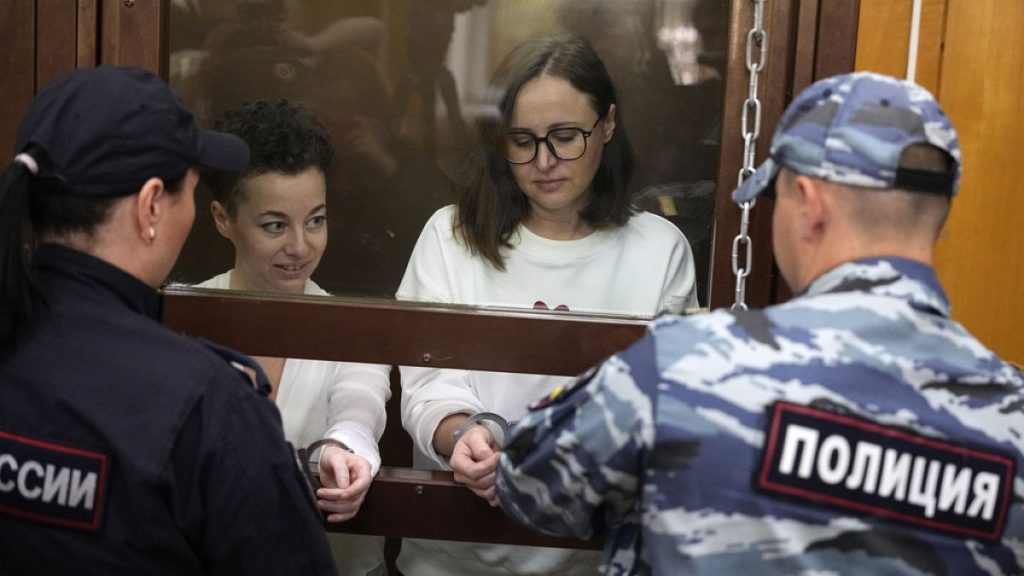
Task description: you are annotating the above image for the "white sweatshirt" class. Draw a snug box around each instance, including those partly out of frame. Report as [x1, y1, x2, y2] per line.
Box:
[395, 206, 697, 576]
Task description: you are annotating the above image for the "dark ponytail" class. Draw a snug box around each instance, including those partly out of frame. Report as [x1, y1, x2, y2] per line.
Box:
[0, 155, 42, 353]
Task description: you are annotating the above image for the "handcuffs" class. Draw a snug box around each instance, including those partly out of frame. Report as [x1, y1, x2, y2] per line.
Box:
[296, 438, 353, 492]
[452, 412, 510, 446]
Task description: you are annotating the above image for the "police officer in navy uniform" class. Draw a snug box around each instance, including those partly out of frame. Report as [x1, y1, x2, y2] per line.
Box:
[0, 66, 336, 574]
[495, 72, 1024, 575]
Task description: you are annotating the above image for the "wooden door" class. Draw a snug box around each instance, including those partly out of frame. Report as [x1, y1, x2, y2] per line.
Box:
[857, 0, 1024, 363]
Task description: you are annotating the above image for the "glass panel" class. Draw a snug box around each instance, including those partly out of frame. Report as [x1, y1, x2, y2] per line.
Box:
[168, 0, 729, 311]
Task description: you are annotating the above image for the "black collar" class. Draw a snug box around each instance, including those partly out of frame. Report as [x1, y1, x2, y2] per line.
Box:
[34, 244, 163, 320]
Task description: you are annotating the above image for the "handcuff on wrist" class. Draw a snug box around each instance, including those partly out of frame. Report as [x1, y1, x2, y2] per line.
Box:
[296, 438, 353, 494]
[451, 412, 510, 446]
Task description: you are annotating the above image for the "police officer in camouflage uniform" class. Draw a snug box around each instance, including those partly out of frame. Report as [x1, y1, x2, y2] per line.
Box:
[495, 72, 1024, 575]
[0, 66, 336, 574]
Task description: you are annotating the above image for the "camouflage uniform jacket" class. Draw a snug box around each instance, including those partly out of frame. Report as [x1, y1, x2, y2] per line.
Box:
[497, 257, 1024, 575]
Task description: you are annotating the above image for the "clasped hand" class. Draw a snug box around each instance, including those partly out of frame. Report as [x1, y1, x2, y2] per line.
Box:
[450, 425, 500, 507]
[316, 445, 372, 522]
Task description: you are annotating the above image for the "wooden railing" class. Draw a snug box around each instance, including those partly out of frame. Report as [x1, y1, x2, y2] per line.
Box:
[162, 287, 649, 550]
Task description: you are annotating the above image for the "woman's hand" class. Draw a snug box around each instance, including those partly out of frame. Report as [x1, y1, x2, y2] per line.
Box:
[316, 445, 373, 522]
[450, 425, 501, 506]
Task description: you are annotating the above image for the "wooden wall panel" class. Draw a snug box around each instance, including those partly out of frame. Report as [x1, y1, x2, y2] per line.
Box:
[855, 0, 912, 77]
[77, 0, 100, 68]
[710, 0, 799, 309]
[813, 0, 860, 79]
[791, 0, 820, 92]
[36, 0, 79, 89]
[913, 0, 947, 95]
[1, 0, 99, 158]
[857, 0, 1022, 362]
[932, 0, 1024, 363]
[855, 0, 946, 93]
[100, 0, 164, 73]
[711, 0, 862, 308]
[0, 1, 36, 158]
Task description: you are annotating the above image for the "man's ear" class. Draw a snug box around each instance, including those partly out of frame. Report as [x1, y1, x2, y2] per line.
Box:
[210, 200, 233, 239]
[794, 174, 827, 242]
[602, 103, 617, 144]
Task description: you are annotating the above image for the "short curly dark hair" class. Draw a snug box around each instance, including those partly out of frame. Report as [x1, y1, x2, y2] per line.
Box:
[203, 99, 333, 215]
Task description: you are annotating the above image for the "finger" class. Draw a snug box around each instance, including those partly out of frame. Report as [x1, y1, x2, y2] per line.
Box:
[330, 460, 353, 490]
[346, 471, 371, 495]
[318, 494, 367, 523]
[462, 428, 498, 458]
[316, 487, 349, 501]
[469, 484, 497, 506]
[348, 458, 372, 484]
[317, 497, 362, 516]
[333, 455, 372, 499]
[318, 496, 362, 512]
[319, 449, 353, 490]
[450, 440, 497, 473]
[454, 469, 496, 490]
[326, 510, 358, 523]
[452, 453, 499, 482]
[481, 485, 497, 506]
[317, 482, 370, 502]
[326, 478, 371, 502]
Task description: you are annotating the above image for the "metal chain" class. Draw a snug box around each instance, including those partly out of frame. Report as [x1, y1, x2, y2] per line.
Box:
[731, 0, 767, 310]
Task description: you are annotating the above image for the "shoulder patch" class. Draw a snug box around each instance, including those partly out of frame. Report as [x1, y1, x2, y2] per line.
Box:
[529, 366, 597, 411]
[197, 337, 272, 396]
[755, 402, 1015, 542]
[0, 430, 108, 531]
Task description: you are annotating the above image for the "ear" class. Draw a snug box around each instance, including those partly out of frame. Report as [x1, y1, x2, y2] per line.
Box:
[601, 103, 617, 144]
[794, 174, 827, 242]
[211, 200, 234, 239]
[134, 177, 165, 242]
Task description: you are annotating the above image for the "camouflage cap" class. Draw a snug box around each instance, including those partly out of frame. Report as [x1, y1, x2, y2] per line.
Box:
[732, 72, 961, 203]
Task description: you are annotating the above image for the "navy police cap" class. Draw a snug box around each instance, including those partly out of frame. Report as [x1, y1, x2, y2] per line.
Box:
[733, 72, 961, 203]
[15, 65, 249, 197]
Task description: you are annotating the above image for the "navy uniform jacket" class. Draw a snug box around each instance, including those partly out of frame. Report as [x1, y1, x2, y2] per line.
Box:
[0, 245, 336, 575]
[497, 257, 1024, 575]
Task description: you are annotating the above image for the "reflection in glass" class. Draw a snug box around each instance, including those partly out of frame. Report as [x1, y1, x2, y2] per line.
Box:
[168, 0, 729, 307]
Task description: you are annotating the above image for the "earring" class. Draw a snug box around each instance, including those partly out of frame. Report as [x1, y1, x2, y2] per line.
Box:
[147, 226, 156, 243]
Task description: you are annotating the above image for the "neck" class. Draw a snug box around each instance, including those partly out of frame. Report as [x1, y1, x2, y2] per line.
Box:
[522, 211, 593, 240]
[227, 267, 307, 295]
[796, 237, 935, 292]
[227, 267, 269, 293]
[227, 269, 248, 291]
[48, 226, 161, 289]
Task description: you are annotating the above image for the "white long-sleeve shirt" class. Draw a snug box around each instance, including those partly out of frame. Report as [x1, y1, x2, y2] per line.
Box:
[197, 272, 390, 576]
[197, 271, 391, 473]
[395, 206, 697, 576]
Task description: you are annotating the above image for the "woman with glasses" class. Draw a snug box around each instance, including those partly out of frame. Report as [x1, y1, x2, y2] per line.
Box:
[396, 35, 698, 576]
[197, 99, 391, 576]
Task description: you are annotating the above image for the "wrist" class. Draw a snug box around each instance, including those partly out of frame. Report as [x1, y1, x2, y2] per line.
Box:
[452, 412, 510, 446]
[307, 438, 353, 463]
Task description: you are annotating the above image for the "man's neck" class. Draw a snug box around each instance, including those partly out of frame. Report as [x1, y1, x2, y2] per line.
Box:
[795, 240, 935, 293]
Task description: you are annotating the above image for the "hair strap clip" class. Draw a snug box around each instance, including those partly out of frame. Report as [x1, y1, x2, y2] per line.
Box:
[13, 153, 39, 175]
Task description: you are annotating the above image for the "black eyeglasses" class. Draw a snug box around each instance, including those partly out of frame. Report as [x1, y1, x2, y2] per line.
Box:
[502, 117, 602, 164]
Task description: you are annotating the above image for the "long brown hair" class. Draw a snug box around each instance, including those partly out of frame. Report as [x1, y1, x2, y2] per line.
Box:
[455, 35, 635, 270]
